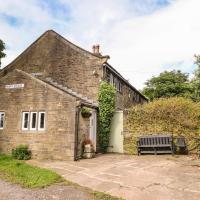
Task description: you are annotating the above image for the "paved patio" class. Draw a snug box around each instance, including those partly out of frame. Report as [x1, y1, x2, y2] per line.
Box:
[29, 154, 200, 200]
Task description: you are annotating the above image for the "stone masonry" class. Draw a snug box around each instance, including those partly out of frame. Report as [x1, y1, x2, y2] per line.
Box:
[0, 70, 76, 160]
[0, 30, 147, 160]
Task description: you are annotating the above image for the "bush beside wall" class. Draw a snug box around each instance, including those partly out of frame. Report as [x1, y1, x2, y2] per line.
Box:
[12, 145, 31, 160]
[125, 97, 200, 154]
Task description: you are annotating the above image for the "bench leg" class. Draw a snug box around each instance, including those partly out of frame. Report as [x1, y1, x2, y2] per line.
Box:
[154, 148, 157, 155]
[171, 145, 175, 156]
[137, 148, 141, 156]
[171, 148, 174, 156]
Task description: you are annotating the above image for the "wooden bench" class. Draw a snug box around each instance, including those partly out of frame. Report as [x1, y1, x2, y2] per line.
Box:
[137, 135, 174, 155]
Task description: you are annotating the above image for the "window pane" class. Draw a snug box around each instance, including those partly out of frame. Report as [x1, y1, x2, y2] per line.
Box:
[31, 113, 37, 129]
[39, 113, 45, 129]
[23, 113, 29, 129]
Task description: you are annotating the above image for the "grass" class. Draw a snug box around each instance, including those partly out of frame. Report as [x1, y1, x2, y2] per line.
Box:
[0, 154, 63, 188]
[62, 180, 124, 200]
[92, 191, 124, 200]
[0, 154, 124, 200]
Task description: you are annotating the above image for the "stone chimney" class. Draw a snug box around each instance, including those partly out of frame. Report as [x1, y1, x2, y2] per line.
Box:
[92, 44, 101, 55]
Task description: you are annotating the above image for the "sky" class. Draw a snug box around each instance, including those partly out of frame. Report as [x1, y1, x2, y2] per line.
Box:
[0, 0, 199, 89]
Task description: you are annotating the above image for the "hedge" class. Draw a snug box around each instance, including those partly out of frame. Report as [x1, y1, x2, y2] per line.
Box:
[125, 97, 200, 154]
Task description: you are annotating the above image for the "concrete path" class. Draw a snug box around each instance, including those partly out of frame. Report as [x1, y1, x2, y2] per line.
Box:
[29, 154, 200, 200]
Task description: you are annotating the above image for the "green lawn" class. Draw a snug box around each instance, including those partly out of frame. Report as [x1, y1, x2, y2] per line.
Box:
[0, 154, 63, 188]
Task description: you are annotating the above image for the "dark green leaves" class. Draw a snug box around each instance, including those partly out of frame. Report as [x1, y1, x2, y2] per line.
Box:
[142, 70, 192, 101]
[0, 39, 6, 67]
[98, 82, 116, 151]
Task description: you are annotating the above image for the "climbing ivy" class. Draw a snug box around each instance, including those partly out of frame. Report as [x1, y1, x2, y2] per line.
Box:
[98, 81, 116, 152]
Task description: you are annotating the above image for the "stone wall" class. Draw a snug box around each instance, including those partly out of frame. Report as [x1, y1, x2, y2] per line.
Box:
[0, 70, 76, 160]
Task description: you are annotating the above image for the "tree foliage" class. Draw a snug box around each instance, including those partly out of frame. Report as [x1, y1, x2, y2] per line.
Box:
[142, 70, 192, 101]
[0, 39, 6, 67]
[125, 97, 200, 154]
[98, 82, 116, 152]
[191, 55, 200, 101]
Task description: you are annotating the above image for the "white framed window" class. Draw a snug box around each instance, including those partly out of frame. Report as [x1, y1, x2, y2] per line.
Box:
[22, 111, 46, 131]
[30, 112, 37, 131]
[38, 112, 45, 131]
[0, 112, 5, 129]
[22, 112, 29, 130]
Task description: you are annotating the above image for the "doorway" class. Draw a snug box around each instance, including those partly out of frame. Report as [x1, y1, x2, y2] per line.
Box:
[89, 110, 97, 151]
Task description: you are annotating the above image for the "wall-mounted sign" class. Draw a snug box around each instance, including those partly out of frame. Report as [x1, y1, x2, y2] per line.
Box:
[5, 84, 24, 89]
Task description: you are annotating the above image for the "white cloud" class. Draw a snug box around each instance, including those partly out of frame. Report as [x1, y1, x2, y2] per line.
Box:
[0, 0, 200, 89]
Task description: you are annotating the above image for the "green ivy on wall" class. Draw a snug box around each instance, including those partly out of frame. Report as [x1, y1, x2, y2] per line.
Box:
[98, 81, 116, 152]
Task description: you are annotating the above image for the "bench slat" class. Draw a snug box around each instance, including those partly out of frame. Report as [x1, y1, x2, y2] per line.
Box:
[138, 144, 172, 147]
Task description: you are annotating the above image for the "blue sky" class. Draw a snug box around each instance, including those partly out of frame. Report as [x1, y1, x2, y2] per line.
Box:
[0, 13, 20, 26]
[0, 0, 199, 88]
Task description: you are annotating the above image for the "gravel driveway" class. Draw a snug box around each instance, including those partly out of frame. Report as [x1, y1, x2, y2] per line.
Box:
[0, 179, 92, 200]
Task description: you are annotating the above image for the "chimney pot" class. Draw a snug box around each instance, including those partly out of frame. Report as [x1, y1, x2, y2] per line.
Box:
[92, 44, 100, 54]
[92, 45, 96, 53]
[96, 44, 100, 54]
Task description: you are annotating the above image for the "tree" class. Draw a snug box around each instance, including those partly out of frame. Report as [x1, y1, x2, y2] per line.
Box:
[142, 70, 192, 101]
[191, 55, 200, 101]
[0, 39, 6, 68]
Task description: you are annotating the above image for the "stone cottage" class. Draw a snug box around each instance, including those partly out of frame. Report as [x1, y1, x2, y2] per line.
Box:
[0, 30, 147, 160]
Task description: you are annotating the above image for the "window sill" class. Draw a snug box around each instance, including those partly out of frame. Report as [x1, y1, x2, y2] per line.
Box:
[21, 130, 46, 134]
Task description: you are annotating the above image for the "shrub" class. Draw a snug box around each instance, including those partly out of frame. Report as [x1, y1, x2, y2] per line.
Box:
[125, 97, 200, 154]
[12, 145, 31, 160]
[98, 82, 116, 152]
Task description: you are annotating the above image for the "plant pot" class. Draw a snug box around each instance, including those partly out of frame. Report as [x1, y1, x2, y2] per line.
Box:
[81, 112, 92, 118]
[82, 144, 95, 159]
